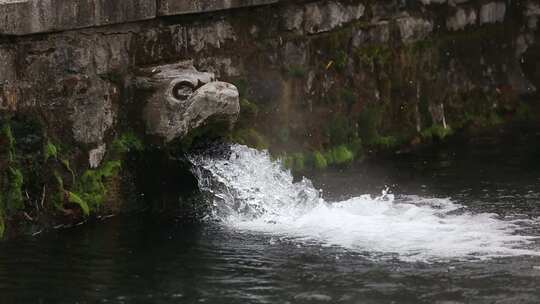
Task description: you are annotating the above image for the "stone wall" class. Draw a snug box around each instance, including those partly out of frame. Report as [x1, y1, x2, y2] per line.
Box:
[0, 0, 539, 238]
[0, 0, 286, 35]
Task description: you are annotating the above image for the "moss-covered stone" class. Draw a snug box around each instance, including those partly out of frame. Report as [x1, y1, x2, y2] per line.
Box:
[67, 191, 90, 216]
[421, 124, 454, 140]
[1, 123, 15, 162]
[5, 167, 24, 211]
[111, 132, 144, 155]
[0, 121, 26, 215]
[73, 160, 122, 212]
[312, 151, 328, 170]
[43, 132, 144, 217]
[43, 140, 58, 161]
[330, 145, 355, 165]
[374, 136, 399, 150]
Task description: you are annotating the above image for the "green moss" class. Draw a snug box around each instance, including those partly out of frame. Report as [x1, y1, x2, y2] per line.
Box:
[312, 151, 328, 170]
[52, 170, 65, 210]
[355, 46, 392, 66]
[375, 136, 399, 150]
[44, 140, 58, 161]
[100, 160, 122, 177]
[323, 150, 335, 165]
[280, 152, 311, 172]
[67, 192, 90, 216]
[281, 144, 359, 172]
[324, 145, 355, 166]
[111, 132, 144, 155]
[421, 124, 454, 140]
[5, 167, 24, 211]
[331, 145, 355, 165]
[1, 123, 15, 162]
[52, 157, 122, 216]
[0, 122, 21, 222]
[75, 160, 121, 210]
[61, 159, 75, 184]
[54, 133, 143, 215]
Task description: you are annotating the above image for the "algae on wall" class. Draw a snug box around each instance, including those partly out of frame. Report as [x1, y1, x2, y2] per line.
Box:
[0, 118, 38, 238]
[226, 11, 534, 173]
[0, 115, 147, 238]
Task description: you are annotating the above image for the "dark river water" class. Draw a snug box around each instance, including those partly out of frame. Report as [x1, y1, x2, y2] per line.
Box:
[1, 130, 540, 303]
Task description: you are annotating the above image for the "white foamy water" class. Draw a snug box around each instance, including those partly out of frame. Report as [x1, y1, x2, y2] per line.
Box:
[190, 144, 539, 262]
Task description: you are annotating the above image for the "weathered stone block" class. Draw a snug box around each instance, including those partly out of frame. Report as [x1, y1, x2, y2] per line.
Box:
[397, 15, 433, 43]
[136, 62, 240, 142]
[526, 0, 540, 16]
[352, 21, 391, 47]
[0, 0, 156, 35]
[158, 0, 279, 15]
[303, 1, 365, 34]
[525, 0, 540, 29]
[419, 0, 447, 5]
[188, 20, 237, 53]
[70, 79, 118, 145]
[479, 2, 506, 25]
[447, 7, 477, 31]
[0, 47, 17, 83]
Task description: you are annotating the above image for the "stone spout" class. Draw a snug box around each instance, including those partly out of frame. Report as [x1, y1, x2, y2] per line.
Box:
[136, 62, 240, 142]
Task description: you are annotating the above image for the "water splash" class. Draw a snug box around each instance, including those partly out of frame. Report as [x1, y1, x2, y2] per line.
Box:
[190, 144, 539, 262]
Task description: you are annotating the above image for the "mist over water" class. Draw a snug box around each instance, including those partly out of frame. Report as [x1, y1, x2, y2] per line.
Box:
[190, 144, 540, 262]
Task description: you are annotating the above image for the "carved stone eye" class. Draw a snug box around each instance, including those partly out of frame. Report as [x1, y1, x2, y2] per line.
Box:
[172, 81, 195, 101]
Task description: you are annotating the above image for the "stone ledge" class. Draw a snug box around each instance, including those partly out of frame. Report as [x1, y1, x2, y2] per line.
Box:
[0, 0, 156, 36]
[157, 0, 281, 16]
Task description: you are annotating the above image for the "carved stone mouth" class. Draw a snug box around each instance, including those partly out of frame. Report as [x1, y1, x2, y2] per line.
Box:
[137, 62, 240, 143]
[172, 81, 196, 101]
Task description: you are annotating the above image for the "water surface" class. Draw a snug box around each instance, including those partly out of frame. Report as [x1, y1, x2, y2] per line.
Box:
[1, 133, 539, 303]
